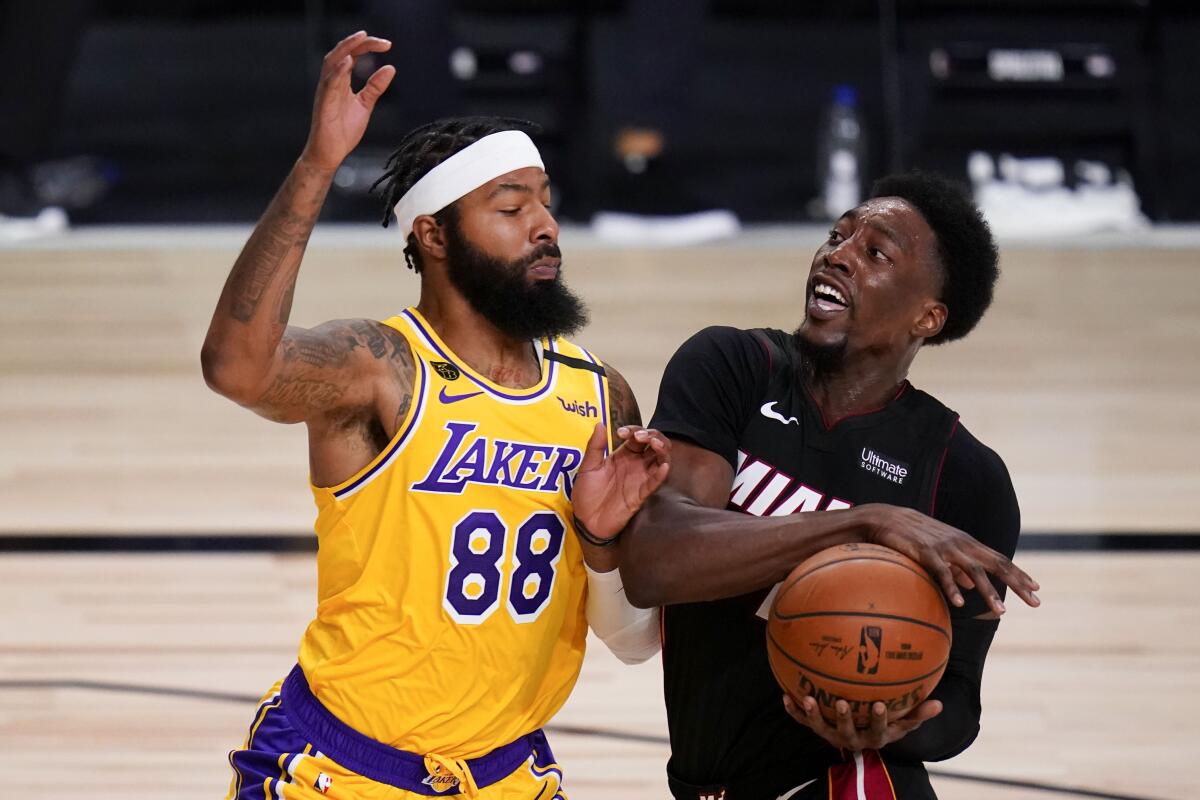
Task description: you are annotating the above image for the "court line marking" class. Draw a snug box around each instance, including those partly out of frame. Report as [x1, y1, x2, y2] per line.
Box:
[0, 679, 1170, 800]
[1, 532, 1198, 553]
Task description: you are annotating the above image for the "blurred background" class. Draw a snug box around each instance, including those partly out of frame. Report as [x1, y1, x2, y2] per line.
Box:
[6, 0, 1200, 232]
[2, 2, 1199, 799]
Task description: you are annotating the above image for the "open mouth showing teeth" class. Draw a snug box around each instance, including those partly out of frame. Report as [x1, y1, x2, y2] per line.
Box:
[812, 282, 848, 309]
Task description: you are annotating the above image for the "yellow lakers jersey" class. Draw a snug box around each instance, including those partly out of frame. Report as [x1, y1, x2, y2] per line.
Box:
[297, 307, 611, 760]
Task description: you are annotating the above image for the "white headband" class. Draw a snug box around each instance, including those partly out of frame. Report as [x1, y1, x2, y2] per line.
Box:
[392, 130, 545, 238]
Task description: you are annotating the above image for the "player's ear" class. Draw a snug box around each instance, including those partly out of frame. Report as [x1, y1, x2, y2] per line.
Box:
[413, 215, 449, 261]
[913, 301, 947, 341]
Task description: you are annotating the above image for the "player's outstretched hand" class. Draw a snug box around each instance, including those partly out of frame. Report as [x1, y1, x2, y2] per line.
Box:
[782, 694, 942, 751]
[572, 423, 671, 541]
[859, 504, 1040, 616]
[301, 30, 396, 172]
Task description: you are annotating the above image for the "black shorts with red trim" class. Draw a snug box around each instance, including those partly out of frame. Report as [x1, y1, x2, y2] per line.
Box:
[667, 750, 937, 800]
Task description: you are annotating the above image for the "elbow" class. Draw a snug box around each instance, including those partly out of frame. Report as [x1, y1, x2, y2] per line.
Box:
[620, 573, 661, 610]
[200, 341, 260, 404]
[618, 502, 684, 608]
[616, 523, 657, 609]
[887, 707, 980, 763]
[200, 341, 224, 390]
[925, 718, 980, 762]
[618, 544, 670, 609]
[613, 649, 656, 666]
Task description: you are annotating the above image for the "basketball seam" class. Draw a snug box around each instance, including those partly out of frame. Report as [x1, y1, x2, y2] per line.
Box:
[777, 554, 943, 602]
[766, 630, 949, 688]
[771, 610, 951, 640]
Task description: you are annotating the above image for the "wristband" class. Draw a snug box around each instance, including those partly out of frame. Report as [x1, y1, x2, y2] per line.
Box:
[573, 515, 621, 548]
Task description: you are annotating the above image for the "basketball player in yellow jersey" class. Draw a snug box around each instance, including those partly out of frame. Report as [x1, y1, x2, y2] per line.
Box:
[202, 31, 667, 799]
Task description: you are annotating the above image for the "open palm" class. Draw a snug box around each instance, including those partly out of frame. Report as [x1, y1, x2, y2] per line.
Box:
[573, 424, 671, 540]
[302, 31, 396, 171]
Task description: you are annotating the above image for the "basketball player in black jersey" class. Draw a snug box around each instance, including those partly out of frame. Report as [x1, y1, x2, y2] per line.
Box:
[612, 172, 1041, 799]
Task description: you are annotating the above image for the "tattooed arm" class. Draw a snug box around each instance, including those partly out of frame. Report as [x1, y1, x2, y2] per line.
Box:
[201, 159, 338, 412]
[605, 363, 642, 433]
[571, 364, 670, 573]
[573, 362, 666, 664]
[201, 31, 397, 424]
[583, 364, 643, 574]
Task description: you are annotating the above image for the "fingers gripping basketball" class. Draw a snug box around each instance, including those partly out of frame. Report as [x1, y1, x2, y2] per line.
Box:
[767, 543, 951, 727]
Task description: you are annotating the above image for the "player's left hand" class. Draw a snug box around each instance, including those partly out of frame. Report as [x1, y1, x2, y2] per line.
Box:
[782, 694, 942, 751]
[572, 423, 671, 541]
[301, 30, 396, 172]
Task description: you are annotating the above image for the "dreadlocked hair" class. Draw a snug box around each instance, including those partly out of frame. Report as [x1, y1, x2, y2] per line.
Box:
[371, 116, 542, 273]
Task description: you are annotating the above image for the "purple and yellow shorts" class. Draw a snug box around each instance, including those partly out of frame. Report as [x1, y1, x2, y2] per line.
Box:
[226, 666, 567, 800]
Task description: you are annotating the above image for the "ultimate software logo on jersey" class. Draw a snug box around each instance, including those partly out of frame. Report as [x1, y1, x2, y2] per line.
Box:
[859, 448, 909, 485]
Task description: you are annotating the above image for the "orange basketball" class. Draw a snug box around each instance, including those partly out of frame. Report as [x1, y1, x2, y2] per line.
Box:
[766, 543, 951, 727]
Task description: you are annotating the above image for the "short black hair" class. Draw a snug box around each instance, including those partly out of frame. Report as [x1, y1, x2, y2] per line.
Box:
[372, 116, 541, 273]
[869, 171, 999, 344]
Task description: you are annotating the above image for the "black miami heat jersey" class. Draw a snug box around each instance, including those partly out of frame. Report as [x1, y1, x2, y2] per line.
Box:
[649, 326, 1020, 799]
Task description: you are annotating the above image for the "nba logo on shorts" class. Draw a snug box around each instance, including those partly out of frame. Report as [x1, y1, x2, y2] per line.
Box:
[857, 626, 882, 675]
[313, 773, 333, 794]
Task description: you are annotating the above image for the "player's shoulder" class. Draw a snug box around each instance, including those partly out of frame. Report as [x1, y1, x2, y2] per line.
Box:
[302, 319, 415, 389]
[308, 317, 410, 346]
[545, 340, 642, 431]
[944, 420, 1012, 490]
[940, 419, 1017, 513]
[936, 418, 1021, 567]
[672, 325, 784, 370]
[545, 334, 612, 382]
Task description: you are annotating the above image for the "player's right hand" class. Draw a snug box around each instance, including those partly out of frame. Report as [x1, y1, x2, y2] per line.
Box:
[301, 30, 396, 172]
[573, 423, 672, 541]
[782, 694, 942, 751]
[858, 504, 1040, 616]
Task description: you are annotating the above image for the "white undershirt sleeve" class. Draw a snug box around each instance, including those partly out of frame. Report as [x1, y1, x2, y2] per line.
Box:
[584, 564, 661, 665]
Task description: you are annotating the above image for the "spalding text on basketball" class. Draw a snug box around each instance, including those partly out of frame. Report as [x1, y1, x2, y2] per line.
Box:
[793, 671, 925, 717]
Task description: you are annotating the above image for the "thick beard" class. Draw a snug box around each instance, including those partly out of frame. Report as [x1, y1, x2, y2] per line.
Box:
[444, 221, 588, 340]
[792, 326, 848, 385]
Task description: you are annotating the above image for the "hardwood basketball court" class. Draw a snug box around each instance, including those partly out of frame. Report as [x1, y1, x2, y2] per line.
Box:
[1, 225, 1196, 799]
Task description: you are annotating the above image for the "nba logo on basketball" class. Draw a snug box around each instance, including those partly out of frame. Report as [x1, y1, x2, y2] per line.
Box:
[857, 626, 882, 674]
[313, 773, 333, 794]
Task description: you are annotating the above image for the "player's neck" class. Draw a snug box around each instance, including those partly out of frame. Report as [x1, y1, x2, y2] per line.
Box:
[804, 351, 915, 425]
[416, 293, 542, 389]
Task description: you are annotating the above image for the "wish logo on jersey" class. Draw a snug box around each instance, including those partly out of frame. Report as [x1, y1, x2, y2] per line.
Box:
[412, 421, 584, 498]
[557, 396, 599, 418]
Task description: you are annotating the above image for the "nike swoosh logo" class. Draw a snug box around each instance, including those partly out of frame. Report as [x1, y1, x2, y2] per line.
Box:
[760, 401, 799, 426]
[439, 386, 484, 404]
[776, 778, 817, 800]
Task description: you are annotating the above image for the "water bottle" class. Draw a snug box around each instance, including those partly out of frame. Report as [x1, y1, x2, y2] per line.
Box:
[817, 85, 866, 219]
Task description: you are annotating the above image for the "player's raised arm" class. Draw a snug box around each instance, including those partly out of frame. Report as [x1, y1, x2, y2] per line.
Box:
[201, 31, 396, 422]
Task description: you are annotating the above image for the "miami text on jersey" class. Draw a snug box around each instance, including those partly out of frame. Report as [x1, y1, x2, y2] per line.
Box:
[729, 450, 853, 516]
